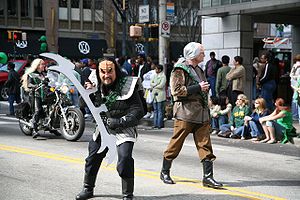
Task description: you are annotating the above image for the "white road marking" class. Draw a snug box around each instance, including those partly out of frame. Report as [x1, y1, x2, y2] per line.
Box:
[0, 121, 18, 125]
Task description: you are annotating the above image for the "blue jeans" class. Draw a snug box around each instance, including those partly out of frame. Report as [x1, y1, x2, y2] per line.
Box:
[207, 76, 216, 97]
[8, 94, 16, 115]
[248, 120, 264, 137]
[220, 124, 243, 136]
[291, 100, 299, 120]
[153, 101, 165, 128]
[211, 115, 228, 130]
[68, 86, 79, 107]
[261, 80, 276, 111]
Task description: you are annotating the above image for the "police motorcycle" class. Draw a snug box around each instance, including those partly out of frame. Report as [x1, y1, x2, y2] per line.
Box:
[16, 72, 85, 141]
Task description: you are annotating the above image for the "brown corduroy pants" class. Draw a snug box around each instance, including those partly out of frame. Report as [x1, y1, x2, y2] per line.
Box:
[163, 119, 216, 161]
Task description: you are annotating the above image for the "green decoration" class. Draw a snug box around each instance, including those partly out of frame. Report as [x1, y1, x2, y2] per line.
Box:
[40, 42, 48, 52]
[104, 77, 127, 109]
[0, 52, 8, 64]
[39, 35, 47, 42]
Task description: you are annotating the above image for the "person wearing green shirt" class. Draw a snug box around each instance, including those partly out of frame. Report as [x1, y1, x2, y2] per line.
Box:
[215, 55, 231, 97]
[218, 94, 251, 138]
[259, 98, 296, 144]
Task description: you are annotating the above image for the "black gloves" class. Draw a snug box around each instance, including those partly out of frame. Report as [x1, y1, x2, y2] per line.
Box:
[100, 112, 122, 130]
[107, 118, 122, 130]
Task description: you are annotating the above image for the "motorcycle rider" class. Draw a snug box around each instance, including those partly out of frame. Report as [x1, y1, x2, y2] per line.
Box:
[21, 58, 47, 139]
[75, 58, 144, 200]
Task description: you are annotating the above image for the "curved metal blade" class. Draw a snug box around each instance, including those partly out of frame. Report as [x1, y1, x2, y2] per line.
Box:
[40, 53, 117, 165]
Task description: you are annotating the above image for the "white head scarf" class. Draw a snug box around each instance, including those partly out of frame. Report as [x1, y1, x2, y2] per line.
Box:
[183, 42, 201, 60]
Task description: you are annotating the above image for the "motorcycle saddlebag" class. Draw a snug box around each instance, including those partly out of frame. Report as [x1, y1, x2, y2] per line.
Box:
[14, 102, 31, 119]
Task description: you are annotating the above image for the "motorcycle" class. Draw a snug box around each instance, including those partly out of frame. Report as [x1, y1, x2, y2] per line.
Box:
[16, 80, 85, 141]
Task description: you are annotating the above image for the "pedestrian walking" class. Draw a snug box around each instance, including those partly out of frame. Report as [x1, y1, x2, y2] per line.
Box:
[160, 42, 223, 189]
[5, 62, 21, 115]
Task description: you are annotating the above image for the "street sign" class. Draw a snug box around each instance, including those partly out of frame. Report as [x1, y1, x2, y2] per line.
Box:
[161, 20, 170, 38]
[166, 2, 175, 23]
[139, 5, 149, 23]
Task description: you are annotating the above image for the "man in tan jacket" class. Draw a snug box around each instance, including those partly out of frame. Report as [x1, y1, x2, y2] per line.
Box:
[226, 56, 246, 105]
[160, 42, 223, 189]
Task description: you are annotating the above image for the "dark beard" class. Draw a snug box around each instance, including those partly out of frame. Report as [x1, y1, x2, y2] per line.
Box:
[102, 81, 117, 95]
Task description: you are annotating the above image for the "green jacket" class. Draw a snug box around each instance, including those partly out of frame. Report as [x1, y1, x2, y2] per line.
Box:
[150, 71, 166, 103]
[230, 105, 251, 127]
[215, 65, 231, 96]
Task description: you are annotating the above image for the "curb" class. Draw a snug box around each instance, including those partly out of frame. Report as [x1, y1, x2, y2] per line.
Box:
[138, 118, 300, 148]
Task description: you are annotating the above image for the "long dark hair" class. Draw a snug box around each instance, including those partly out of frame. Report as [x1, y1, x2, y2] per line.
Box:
[219, 95, 228, 110]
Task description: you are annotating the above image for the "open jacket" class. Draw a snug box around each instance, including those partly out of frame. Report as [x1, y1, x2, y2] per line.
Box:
[226, 65, 245, 92]
[170, 61, 209, 124]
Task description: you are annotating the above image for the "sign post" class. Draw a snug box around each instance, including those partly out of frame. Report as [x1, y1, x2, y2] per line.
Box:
[166, 2, 175, 24]
[161, 20, 170, 38]
[139, 5, 149, 23]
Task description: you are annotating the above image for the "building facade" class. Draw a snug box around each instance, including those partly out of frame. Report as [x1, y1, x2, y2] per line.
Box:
[198, 0, 300, 100]
[0, 0, 109, 59]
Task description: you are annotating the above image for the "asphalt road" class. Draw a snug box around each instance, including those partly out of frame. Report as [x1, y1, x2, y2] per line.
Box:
[0, 111, 300, 200]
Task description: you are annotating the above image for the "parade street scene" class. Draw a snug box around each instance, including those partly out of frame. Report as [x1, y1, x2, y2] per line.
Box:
[1, 0, 300, 200]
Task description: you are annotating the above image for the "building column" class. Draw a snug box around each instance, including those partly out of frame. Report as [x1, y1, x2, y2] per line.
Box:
[103, 0, 116, 55]
[44, 0, 59, 53]
[202, 14, 254, 99]
[292, 25, 300, 59]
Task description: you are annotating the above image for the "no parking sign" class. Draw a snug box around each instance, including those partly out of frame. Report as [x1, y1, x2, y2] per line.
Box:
[161, 20, 170, 38]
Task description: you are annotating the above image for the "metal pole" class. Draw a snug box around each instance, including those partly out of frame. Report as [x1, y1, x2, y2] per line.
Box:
[122, 9, 126, 56]
[143, 0, 148, 56]
[159, 0, 167, 67]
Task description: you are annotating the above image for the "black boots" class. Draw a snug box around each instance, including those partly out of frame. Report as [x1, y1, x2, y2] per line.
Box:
[160, 158, 175, 184]
[75, 175, 97, 200]
[122, 178, 134, 200]
[202, 159, 223, 189]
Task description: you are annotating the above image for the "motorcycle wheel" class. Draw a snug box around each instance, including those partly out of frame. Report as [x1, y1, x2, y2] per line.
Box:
[60, 108, 85, 141]
[19, 119, 33, 136]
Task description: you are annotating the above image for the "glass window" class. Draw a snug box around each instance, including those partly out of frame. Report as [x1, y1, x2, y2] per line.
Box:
[212, 0, 220, 7]
[241, 0, 251, 2]
[8, 0, 17, 16]
[95, 0, 103, 22]
[83, 0, 91, 21]
[34, 0, 43, 18]
[231, 0, 241, 4]
[21, 0, 30, 17]
[59, 0, 68, 20]
[202, 0, 211, 8]
[71, 0, 79, 8]
[71, 0, 80, 21]
[59, 0, 68, 7]
[221, 0, 230, 5]
[0, 2, 4, 15]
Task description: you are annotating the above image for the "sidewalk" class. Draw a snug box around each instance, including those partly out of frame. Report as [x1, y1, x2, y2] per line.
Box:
[140, 118, 300, 148]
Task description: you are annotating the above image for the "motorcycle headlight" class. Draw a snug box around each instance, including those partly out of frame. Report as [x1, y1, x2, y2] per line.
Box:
[50, 87, 55, 92]
[60, 85, 69, 94]
[69, 88, 75, 94]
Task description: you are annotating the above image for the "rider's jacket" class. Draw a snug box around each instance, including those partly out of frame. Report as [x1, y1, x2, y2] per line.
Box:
[28, 71, 47, 99]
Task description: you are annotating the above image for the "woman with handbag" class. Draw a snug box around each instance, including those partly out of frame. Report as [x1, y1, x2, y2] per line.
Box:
[150, 64, 166, 129]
